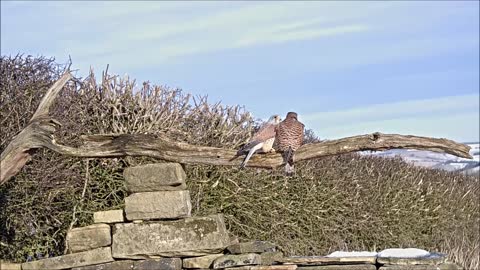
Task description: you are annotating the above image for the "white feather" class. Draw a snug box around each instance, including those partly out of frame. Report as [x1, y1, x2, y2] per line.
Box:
[241, 142, 264, 168]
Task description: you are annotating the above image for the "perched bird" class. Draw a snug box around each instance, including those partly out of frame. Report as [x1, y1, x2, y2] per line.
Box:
[276, 112, 305, 176]
[234, 115, 282, 168]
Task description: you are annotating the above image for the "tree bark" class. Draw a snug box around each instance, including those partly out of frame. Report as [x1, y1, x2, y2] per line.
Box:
[0, 73, 473, 185]
[41, 132, 470, 169]
[0, 72, 72, 185]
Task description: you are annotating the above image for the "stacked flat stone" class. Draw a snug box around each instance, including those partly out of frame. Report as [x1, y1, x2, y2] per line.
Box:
[14, 163, 464, 270]
[202, 241, 377, 270]
[377, 251, 462, 270]
[278, 256, 377, 270]
[19, 163, 232, 270]
[22, 218, 117, 269]
[180, 240, 281, 270]
[123, 163, 191, 221]
[113, 163, 230, 260]
[21, 247, 114, 270]
[181, 242, 462, 270]
[0, 261, 22, 270]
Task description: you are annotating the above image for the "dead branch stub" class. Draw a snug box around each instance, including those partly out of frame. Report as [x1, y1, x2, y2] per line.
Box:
[0, 73, 473, 185]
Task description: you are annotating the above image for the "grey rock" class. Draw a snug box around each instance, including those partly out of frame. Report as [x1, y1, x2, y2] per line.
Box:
[377, 253, 447, 266]
[297, 265, 376, 270]
[22, 247, 113, 270]
[379, 263, 463, 270]
[183, 254, 224, 268]
[72, 260, 134, 270]
[67, 224, 111, 253]
[227, 266, 297, 270]
[93, 210, 124, 224]
[439, 263, 464, 270]
[124, 190, 191, 221]
[279, 256, 376, 265]
[227, 241, 277, 254]
[260, 252, 283, 265]
[72, 259, 182, 270]
[0, 261, 22, 270]
[124, 163, 187, 193]
[213, 253, 262, 269]
[133, 258, 182, 270]
[112, 214, 231, 258]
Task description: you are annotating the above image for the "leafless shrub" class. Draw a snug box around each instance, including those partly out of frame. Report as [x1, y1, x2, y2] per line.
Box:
[187, 155, 479, 270]
[0, 54, 64, 150]
[303, 128, 322, 144]
[0, 55, 478, 269]
[49, 67, 255, 148]
[0, 54, 254, 261]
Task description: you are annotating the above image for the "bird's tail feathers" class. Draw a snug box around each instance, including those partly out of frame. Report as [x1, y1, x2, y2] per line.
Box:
[229, 141, 254, 161]
[240, 143, 263, 169]
[283, 146, 294, 166]
[285, 163, 295, 176]
[283, 146, 295, 176]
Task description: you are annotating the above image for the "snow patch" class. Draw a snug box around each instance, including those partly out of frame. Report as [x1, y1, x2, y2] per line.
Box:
[326, 251, 378, 257]
[360, 142, 480, 173]
[378, 248, 430, 258]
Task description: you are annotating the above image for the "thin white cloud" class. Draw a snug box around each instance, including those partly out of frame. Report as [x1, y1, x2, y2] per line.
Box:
[302, 94, 480, 142]
[235, 24, 369, 48]
[47, 2, 382, 66]
[3, 1, 477, 77]
[312, 112, 479, 143]
[60, 1, 476, 72]
[303, 94, 479, 124]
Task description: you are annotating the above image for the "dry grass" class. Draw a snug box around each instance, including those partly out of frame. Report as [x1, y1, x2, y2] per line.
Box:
[0, 54, 253, 260]
[1, 55, 478, 269]
[186, 156, 479, 269]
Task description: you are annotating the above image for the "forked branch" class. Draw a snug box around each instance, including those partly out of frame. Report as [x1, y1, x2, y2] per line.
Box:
[40, 132, 470, 170]
[1, 72, 72, 184]
[0, 73, 473, 185]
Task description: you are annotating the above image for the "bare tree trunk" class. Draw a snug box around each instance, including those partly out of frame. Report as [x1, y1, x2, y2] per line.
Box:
[50, 132, 473, 167]
[0, 73, 473, 185]
[1, 72, 72, 184]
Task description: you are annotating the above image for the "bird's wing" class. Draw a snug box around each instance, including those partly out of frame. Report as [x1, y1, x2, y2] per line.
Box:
[236, 140, 262, 155]
[296, 121, 305, 146]
[236, 122, 276, 155]
[240, 142, 264, 168]
[252, 123, 276, 142]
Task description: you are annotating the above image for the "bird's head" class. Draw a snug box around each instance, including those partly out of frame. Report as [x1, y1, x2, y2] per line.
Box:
[268, 114, 282, 124]
[286, 112, 298, 120]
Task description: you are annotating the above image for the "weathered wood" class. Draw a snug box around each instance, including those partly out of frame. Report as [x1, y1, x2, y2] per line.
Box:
[0, 72, 473, 185]
[30, 73, 73, 120]
[1, 72, 72, 184]
[31, 132, 474, 169]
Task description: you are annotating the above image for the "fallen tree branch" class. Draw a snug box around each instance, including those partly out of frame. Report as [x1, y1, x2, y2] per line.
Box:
[26, 132, 474, 169]
[0, 72, 72, 185]
[0, 73, 473, 185]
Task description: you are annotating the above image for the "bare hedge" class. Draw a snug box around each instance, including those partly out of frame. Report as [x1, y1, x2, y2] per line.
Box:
[0, 55, 478, 269]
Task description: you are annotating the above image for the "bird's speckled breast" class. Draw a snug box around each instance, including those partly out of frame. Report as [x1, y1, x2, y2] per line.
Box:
[261, 137, 275, 152]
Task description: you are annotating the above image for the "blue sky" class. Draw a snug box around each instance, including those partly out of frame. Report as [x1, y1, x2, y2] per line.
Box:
[1, 1, 479, 142]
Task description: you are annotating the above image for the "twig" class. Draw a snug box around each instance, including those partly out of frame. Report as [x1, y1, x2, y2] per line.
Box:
[63, 159, 90, 254]
[0, 72, 474, 185]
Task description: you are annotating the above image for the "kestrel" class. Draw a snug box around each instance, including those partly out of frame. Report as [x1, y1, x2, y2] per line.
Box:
[276, 112, 305, 176]
[235, 115, 282, 168]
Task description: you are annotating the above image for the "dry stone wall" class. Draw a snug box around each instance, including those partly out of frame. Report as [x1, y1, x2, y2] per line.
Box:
[1, 163, 464, 270]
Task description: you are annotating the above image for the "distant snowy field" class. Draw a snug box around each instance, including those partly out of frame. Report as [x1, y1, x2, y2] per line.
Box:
[360, 142, 479, 176]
